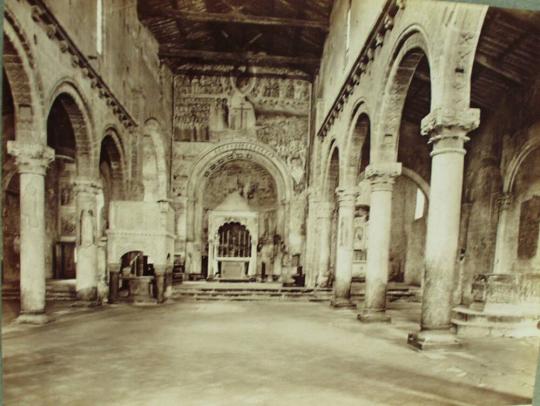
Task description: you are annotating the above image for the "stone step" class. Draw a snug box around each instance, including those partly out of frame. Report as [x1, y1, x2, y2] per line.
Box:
[451, 306, 540, 338]
[3, 285, 78, 302]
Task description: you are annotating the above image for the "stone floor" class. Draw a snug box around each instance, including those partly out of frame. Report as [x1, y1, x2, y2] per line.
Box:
[2, 300, 538, 406]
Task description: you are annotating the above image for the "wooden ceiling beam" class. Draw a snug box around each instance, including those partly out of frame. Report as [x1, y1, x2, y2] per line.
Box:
[474, 53, 522, 85]
[159, 48, 320, 68]
[142, 9, 328, 31]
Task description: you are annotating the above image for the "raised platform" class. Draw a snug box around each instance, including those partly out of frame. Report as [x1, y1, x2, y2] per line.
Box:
[452, 305, 540, 338]
[172, 281, 420, 303]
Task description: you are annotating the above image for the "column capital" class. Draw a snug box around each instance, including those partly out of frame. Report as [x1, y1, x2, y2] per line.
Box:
[73, 177, 102, 196]
[365, 162, 401, 191]
[335, 186, 358, 205]
[7, 141, 54, 176]
[421, 107, 480, 156]
[497, 192, 513, 212]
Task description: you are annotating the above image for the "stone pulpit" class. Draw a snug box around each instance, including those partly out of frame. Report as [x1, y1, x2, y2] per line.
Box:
[208, 192, 258, 280]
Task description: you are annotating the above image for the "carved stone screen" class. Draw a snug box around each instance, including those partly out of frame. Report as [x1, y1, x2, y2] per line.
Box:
[517, 196, 540, 259]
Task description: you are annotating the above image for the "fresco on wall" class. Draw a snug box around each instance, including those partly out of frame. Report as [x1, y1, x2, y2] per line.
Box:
[173, 69, 311, 194]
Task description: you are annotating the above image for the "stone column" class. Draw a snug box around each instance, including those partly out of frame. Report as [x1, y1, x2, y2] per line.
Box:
[207, 235, 216, 280]
[316, 201, 334, 287]
[492, 193, 513, 274]
[305, 194, 320, 287]
[331, 187, 358, 308]
[408, 107, 480, 350]
[358, 163, 401, 323]
[108, 262, 121, 304]
[7, 142, 54, 324]
[154, 264, 167, 303]
[74, 178, 102, 302]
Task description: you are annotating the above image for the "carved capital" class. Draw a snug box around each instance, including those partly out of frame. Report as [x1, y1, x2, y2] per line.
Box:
[497, 193, 513, 213]
[7, 141, 54, 175]
[335, 187, 358, 206]
[365, 162, 401, 191]
[421, 108, 480, 156]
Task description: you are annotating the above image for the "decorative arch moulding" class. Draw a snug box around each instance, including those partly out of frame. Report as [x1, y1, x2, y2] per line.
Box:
[26, 0, 138, 131]
[317, 0, 403, 139]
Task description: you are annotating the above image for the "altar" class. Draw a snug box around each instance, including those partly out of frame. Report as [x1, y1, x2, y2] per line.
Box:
[207, 192, 258, 280]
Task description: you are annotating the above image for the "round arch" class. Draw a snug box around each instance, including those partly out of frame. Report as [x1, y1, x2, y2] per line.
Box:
[47, 80, 96, 177]
[3, 10, 46, 142]
[342, 99, 372, 188]
[374, 29, 432, 163]
[504, 135, 540, 195]
[100, 127, 127, 199]
[187, 141, 293, 205]
[321, 142, 341, 203]
[142, 118, 168, 201]
[184, 141, 294, 275]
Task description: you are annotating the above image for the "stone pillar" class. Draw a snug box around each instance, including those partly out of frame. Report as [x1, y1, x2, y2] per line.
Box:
[96, 236, 108, 302]
[492, 193, 513, 274]
[331, 187, 357, 308]
[358, 163, 401, 323]
[305, 194, 320, 288]
[316, 202, 334, 287]
[8, 142, 54, 323]
[74, 178, 102, 302]
[154, 264, 167, 303]
[408, 107, 480, 350]
[108, 262, 120, 304]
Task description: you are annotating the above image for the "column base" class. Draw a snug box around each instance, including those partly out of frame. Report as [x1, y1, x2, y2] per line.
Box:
[407, 329, 461, 351]
[76, 287, 98, 302]
[357, 309, 391, 323]
[71, 299, 102, 308]
[16, 312, 51, 325]
[330, 298, 356, 309]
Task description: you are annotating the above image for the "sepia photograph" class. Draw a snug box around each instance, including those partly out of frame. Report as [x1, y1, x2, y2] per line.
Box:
[1, 0, 540, 404]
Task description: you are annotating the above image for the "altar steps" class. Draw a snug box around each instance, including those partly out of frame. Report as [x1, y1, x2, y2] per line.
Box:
[171, 282, 420, 303]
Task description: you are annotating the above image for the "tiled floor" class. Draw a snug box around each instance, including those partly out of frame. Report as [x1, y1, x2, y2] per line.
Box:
[2, 300, 538, 405]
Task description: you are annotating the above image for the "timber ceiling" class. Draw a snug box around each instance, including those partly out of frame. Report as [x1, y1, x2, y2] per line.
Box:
[403, 7, 540, 125]
[137, 0, 333, 73]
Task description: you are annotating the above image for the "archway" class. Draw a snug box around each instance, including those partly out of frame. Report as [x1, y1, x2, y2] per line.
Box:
[344, 110, 371, 281]
[500, 146, 540, 273]
[2, 69, 19, 285]
[184, 141, 293, 281]
[321, 145, 340, 287]
[378, 32, 432, 286]
[99, 129, 126, 236]
[202, 160, 276, 279]
[45, 90, 94, 281]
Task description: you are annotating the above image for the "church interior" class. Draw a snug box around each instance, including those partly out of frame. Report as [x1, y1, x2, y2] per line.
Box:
[2, 0, 540, 404]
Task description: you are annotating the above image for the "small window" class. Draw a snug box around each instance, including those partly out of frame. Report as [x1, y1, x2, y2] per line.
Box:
[414, 188, 425, 220]
[96, 0, 104, 55]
